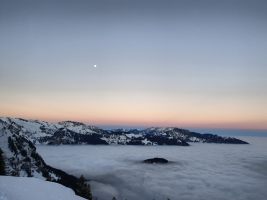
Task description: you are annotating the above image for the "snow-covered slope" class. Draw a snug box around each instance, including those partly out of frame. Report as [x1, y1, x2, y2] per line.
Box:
[0, 176, 86, 200]
[0, 119, 52, 177]
[0, 117, 58, 144]
[0, 117, 248, 145]
[0, 119, 92, 199]
[0, 117, 107, 145]
[142, 127, 248, 144]
[58, 121, 103, 135]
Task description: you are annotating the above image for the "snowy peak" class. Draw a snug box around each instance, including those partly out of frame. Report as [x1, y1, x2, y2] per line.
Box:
[58, 121, 103, 135]
[144, 127, 190, 134]
[59, 121, 87, 127]
[142, 126, 248, 144]
[0, 117, 57, 143]
[0, 117, 107, 144]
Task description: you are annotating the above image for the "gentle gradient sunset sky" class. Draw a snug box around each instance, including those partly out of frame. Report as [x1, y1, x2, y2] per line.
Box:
[1, 0, 267, 130]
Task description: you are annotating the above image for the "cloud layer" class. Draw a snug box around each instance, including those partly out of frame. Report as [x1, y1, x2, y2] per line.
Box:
[38, 137, 267, 200]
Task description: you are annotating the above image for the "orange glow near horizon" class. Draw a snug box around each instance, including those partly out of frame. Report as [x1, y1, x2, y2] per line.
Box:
[0, 85, 267, 130]
[1, 91, 266, 130]
[1, 112, 267, 130]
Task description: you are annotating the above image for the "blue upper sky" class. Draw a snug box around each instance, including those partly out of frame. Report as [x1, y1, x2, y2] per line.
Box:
[0, 0, 267, 130]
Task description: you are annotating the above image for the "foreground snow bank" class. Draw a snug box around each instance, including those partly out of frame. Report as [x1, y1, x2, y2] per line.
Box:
[0, 176, 86, 200]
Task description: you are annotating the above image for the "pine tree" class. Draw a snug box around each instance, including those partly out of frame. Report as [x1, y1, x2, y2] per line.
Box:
[79, 175, 86, 183]
[0, 148, 5, 175]
[8, 137, 18, 154]
[77, 175, 92, 200]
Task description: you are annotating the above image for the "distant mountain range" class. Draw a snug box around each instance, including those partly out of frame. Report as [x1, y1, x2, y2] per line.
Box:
[0, 117, 248, 146]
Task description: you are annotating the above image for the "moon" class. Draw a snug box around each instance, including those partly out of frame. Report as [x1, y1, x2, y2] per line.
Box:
[93, 64, 97, 68]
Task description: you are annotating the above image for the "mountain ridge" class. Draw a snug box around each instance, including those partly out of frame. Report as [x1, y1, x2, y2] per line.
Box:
[0, 117, 248, 145]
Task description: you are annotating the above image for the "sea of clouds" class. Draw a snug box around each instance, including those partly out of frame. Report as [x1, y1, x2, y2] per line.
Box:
[37, 137, 267, 200]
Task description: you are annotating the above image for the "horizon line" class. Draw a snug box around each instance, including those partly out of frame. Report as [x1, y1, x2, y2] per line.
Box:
[1, 115, 267, 132]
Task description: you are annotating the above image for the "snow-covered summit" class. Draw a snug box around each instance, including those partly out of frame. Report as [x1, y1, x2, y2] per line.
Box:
[0, 117, 58, 143]
[58, 121, 103, 135]
[0, 117, 104, 144]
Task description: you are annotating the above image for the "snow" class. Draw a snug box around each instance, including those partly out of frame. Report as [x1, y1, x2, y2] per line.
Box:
[0, 176, 86, 200]
[59, 121, 97, 135]
[0, 118, 56, 142]
[125, 133, 142, 138]
[141, 138, 152, 145]
[0, 118, 101, 144]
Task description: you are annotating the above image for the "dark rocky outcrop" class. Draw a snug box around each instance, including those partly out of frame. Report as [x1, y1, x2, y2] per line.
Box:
[144, 157, 169, 164]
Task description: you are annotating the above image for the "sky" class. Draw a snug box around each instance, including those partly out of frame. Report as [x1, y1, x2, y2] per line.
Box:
[0, 0, 267, 130]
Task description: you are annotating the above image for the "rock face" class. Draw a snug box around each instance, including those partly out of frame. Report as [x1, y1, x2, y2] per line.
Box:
[0, 120, 92, 200]
[0, 117, 248, 146]
[144, 158, 169, 164]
